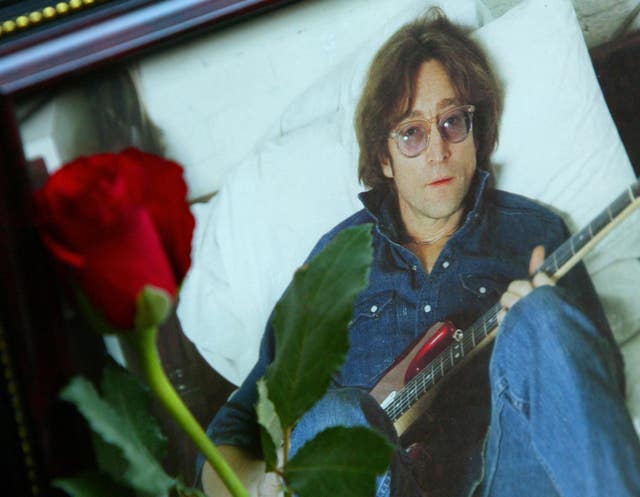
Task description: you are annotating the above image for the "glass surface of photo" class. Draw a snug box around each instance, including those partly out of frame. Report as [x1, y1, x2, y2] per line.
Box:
[2, 0, 640, 496]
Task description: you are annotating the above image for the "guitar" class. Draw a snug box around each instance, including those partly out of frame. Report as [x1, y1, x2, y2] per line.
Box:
[370, 178, 640, 436]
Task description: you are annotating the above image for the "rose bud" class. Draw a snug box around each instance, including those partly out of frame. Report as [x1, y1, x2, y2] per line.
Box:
[34, 150, 194, 331]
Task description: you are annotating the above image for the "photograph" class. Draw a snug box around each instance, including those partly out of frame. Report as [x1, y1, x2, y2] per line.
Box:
[2, 0, 640, 496]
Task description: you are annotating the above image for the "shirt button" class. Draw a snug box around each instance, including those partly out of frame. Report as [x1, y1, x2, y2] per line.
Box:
[411, 265, 417, 271]
[370, 305, 378, 313]
[479, 286, 487, 294]
[442, 261, 450, 269]
[423, 304, 432, 313]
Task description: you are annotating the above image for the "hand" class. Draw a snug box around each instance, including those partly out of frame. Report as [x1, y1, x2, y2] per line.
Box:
[257, 472, 283, 497]
[202, 446, 284, 497]
[497, 245, 555, 324]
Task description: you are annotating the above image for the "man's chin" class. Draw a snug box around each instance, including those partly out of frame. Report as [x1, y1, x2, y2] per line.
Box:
[415, 203, 465, 223]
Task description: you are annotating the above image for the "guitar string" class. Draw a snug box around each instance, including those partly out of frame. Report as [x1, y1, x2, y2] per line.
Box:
[385, 309, 497, 419]
[385, 302, 502, 419]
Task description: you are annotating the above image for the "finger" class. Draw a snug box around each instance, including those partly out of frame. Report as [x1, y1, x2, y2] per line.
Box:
[529, 245, 546, 275]
[501, 279, 536, 308]
[506, 279, 535, 298]
[258, 474, 282, 497]
[500, 290, 522, 309]
[497, 308, 507, 325]
[532, 271, 555, 288]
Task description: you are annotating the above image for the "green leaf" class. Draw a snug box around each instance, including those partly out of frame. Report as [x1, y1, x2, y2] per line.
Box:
[267, 225, 373, 428]
[285, 426, 393, 497]
[90, 364, 168, 488]
[91, 433, 128, 486]
[101, 364, 168, 460]
[135, 285, 173, 330]
[53, 471, 133, 497]
[60, 374, 175, 495]
[256, 378, 283, 471]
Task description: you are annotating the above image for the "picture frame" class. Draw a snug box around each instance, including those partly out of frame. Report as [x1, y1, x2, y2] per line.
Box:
[0, 1, 297, 495]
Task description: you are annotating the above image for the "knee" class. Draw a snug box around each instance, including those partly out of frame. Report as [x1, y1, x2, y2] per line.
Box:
[500, 285, 595, 346]
[490, 286, 625, 411]
[494, 285, 617, 375]
[505, 285, 568, 327]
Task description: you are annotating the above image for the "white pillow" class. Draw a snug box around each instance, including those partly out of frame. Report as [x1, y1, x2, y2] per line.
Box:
[179, 114, 363, 385]
[178, 0, 639, 386]
[474, 0, 637, 266]
[591, 259, 640, 346]
[137, 0, 481, 200]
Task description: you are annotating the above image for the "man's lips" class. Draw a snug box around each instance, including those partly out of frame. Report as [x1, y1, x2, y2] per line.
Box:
[429, 177, 454, 186]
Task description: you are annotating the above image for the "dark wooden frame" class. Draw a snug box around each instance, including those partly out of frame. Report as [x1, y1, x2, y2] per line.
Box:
[0, 1, 297, 495]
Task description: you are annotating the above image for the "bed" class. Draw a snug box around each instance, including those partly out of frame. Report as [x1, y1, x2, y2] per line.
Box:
[13, 0, 640, 486]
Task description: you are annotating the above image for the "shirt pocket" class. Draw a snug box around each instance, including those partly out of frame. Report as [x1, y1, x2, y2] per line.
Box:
[350, 291, 395, 326]
[456, 274, 505, 328]
[460, 274, 503, 300]
[339, 291, 398, 388]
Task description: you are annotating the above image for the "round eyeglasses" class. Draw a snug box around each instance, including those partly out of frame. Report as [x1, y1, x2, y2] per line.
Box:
[389, 104, 475, 158]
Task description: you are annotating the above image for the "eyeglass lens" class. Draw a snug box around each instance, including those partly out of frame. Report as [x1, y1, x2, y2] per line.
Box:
[396, 107, 473, 157]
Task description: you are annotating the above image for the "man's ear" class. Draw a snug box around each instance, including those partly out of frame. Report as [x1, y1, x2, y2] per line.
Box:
[381, 157, 394, 179]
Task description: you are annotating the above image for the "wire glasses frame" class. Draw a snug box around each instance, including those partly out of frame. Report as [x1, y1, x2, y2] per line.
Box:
[389, 104, 476, 158]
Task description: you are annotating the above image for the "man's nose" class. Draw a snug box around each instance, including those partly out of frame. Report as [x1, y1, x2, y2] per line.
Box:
[425, 127, 451, 164]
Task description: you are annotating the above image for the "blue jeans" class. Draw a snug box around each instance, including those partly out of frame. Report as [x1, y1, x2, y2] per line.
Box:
[290, 287, 640, 497]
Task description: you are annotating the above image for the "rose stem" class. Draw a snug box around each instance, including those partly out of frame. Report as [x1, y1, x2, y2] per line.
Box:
[128, 326, 250, 497]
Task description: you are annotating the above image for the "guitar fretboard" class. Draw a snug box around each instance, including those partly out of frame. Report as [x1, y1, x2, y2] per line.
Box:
[384, 179, 640, 423]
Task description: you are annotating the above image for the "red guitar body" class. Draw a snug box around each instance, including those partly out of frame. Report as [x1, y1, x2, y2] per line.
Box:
[403, 321, 458, 384]
[369, 321, 460, 432]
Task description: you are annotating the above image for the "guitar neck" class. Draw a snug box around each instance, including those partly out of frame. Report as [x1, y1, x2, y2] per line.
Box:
[385, 179, 640, 425]
[538, 180, 640, 279]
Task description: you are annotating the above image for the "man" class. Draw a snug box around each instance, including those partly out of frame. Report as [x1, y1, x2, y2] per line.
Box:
[202, 11, 640, 497]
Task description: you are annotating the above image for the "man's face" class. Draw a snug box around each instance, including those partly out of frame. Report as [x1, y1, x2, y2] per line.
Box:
[382, 60, 477, 229]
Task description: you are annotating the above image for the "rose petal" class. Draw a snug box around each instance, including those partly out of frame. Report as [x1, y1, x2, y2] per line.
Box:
[77, 207, 177, 329]
[121, 148, 194, 281]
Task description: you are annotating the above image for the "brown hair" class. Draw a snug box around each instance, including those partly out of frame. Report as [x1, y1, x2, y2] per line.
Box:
[355, 9, 501, 193]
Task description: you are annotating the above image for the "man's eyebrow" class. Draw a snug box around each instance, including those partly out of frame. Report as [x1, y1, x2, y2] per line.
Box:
[404, 98, 461, 119]
[437, 97, 460, 110]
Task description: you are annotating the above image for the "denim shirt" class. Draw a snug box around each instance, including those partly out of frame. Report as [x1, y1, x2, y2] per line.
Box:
[206, 169, 611, 457]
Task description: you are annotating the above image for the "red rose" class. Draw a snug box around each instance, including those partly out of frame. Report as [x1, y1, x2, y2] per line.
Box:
[35, 149, 195, 330]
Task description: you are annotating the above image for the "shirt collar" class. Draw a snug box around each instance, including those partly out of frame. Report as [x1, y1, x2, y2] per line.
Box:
[358, 169, 491, 243]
